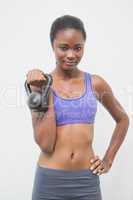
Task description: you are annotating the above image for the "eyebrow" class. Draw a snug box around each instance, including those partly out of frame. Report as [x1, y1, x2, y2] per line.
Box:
[59, 43, 83, 46]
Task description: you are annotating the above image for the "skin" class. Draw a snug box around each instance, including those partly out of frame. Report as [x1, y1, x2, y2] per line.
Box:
[28, 28, 129, 175]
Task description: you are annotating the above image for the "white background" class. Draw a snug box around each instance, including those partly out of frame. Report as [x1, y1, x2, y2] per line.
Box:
[0, 0, 133, 199]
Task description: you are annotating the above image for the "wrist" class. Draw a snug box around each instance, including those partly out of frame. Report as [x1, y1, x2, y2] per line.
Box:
[102, 156, 113, 168]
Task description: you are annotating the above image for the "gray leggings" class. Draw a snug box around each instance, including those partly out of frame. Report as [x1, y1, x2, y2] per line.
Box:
[32, 164, 102, 200]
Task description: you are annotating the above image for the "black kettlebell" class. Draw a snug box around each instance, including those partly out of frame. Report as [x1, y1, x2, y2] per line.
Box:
[24, 74, 53, 112]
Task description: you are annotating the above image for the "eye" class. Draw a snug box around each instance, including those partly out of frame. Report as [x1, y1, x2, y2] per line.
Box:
[59, 46, 68, 51]
[74, 46, 82, 51]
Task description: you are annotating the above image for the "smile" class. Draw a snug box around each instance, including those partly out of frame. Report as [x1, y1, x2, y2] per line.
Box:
[65, 61, 77, 66]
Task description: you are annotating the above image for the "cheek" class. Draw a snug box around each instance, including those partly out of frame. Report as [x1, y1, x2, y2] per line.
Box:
[80, 48, 84, 56]
[77, 50, 84, 59]
[54, 49, 65, 59]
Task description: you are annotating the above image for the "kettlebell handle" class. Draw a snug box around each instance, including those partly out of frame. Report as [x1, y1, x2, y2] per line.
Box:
[24, 73, 53, 96]
[24, 73, 53, 112]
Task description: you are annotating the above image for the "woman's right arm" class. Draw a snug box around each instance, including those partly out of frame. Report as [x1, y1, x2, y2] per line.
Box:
[31, 88, 57, 154]
[26, 70, 57, 154]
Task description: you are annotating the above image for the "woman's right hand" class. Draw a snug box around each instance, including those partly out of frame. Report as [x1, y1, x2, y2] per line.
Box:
[26, 69, 48, 88]
[26, 69, 48, 92]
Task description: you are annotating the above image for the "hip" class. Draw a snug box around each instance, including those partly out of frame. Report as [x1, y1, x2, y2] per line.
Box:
[32, 164, 102, 200]
[38, 149, 95, 170]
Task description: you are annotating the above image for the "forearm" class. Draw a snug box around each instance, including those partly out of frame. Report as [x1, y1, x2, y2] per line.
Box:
[103, 115, 129, 165]
[31, 90, 57, 153]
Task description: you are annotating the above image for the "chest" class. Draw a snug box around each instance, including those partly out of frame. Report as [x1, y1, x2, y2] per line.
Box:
[51, 79, 85, 99]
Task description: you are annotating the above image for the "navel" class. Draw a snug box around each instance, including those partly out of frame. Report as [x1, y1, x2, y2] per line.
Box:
[70, 152, 75, 159]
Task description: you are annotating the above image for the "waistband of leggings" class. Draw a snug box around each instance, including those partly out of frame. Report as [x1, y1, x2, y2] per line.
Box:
[36, 164, 96, 177]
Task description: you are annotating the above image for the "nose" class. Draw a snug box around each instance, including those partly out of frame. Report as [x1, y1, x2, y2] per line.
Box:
[66, 50, 75, 60]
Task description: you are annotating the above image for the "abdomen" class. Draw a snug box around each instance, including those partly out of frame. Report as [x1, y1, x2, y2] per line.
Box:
[38, 123, 96, 170]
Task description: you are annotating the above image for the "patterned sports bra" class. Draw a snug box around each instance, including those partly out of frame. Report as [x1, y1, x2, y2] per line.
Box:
[51, 72, 98, 126]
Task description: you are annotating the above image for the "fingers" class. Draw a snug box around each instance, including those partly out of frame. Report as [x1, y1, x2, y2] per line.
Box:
[27, 71, 46, 83]
[94, 162, 105, 175]
[97, 167, 105, 176]
[26, 69, 47, 86]
[90, 158, 101, 170]
[90, 155, 105, 176]
[90, 155, 100, 167]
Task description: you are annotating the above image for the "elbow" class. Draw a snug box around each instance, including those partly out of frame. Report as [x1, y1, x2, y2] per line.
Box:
[116, 112, 130, 125]
[35, 136, 55, 154]
[40, 144, 55, 154]
[42, 146, 55, 154]
[123, 113, 130, 126]
[119, 113, 130, 131]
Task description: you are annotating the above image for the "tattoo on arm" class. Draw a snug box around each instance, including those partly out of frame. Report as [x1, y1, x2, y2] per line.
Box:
[31, 110, 47, 124]
[36, 111, 46, 119]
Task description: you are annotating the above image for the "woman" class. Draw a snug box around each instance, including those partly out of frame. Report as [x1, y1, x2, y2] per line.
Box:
[26, 15, 129, 200]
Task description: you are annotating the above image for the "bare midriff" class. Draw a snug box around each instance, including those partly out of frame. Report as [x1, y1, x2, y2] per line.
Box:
[37, 123, 96, 171]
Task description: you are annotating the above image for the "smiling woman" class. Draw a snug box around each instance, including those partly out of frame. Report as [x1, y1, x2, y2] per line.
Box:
[25, 15, 129, 200]
[52, 28, 85, 70]
[50, 15, 86, 72]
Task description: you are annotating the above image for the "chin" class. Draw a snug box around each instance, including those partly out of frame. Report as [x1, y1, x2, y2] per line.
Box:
[63, 66, 76, 71]
[63, 63, 78, 70]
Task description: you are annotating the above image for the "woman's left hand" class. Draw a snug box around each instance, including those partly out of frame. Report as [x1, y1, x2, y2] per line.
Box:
[90, 155, 112, 176]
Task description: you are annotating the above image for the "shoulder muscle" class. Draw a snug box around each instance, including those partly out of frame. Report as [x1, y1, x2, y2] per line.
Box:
[91, 74, 128, 122]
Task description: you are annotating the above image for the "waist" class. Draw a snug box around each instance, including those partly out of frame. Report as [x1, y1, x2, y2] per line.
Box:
[36, 164, 96, 176]
[38, 147, 95, 170]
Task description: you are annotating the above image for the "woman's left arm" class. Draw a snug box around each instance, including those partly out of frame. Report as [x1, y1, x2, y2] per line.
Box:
[90, 74, 130, 175]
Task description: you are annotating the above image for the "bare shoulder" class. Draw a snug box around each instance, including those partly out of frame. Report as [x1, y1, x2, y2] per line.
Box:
[91, 74, 111, 100]
[91, 74, 128, 122]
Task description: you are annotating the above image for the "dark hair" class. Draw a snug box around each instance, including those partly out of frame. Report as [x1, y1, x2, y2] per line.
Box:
[50, 15, 86, 45]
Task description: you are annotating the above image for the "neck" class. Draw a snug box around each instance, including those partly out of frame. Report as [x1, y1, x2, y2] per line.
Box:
[52, 65, 81, 80]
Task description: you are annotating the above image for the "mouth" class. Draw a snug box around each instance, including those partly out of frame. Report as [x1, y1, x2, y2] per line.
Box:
[64, 61, 77, 66]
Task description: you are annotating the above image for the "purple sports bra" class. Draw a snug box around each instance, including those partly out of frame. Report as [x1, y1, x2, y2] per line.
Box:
[51, 72, 98, 126]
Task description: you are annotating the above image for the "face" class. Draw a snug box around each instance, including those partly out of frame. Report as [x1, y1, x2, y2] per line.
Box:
[52, 28, 85, 71]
